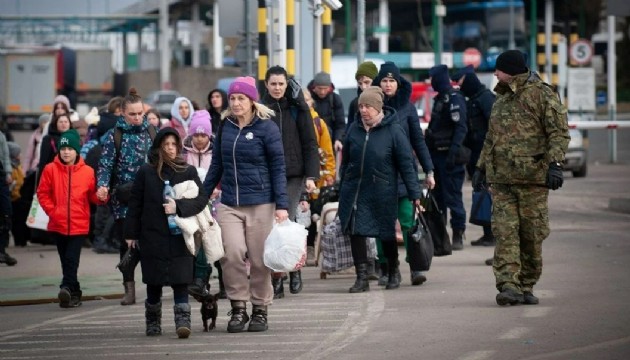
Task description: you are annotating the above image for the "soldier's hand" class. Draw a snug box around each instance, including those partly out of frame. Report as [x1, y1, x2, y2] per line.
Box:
[546, 162, 564, 190]
[472, 168, 486, 191]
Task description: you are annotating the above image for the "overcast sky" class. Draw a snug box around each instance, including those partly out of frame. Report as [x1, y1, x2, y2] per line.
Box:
[0, 0, 139, 15]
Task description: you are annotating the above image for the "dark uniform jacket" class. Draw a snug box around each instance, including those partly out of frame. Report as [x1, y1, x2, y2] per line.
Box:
[338, 107, 421, 241]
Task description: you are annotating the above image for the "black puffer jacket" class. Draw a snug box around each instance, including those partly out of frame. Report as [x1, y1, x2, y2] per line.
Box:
[262, 94, 320, 179]
[338, 107, 421, 240]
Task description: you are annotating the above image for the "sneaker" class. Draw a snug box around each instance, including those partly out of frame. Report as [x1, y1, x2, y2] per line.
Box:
[522, 291, 539, 305]
[227, 307, 249, 333]
[58, 287, 72, 308]
[0, 252, 17, 266]
[496, 288, 524, 306]
[410, 271, 427, 286]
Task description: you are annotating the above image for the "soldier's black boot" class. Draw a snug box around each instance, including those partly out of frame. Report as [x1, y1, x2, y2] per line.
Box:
[145, 301, 162, 336]
[452, 229, 465, 250]
[348, 263, 370, 293]
[522, 291, 539, 305]
[227, 301, 249, 333]
[272, 276, 284, 299]
[289, 270, 303, 294]
[385, 261, 401, 290]
[471, 235, 495, 246]
[496, 288, 524, 306]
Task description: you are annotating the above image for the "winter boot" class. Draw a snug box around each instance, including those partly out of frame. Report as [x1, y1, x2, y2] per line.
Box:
[385, 261, 401, 290]
[306, 246, 316, 266]
[452, 229, 465, 251]
[174, 303, 192, 339]
[410, 271, 427, 286]
[377, 262, 389, 286]
[58, 287, 71, 308]
[272, 276, 284, 299]
[0, 252, 17, 266]
[145, 301, 162, 336]
[69, 290, 82, 307]
[289, 270, 303, 294]
[120, 281, 136, 305]
[348, 263, 370, 293]
[248, 305, 268, 332]
[485, 258, 493, 266]
[188, 275, 210, 300]
[366, 260, 379, 281]
[227, 301, 249, 333]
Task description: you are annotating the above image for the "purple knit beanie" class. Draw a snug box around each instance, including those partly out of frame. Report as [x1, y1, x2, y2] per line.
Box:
[189, 110, 212, 136]
[228, 76, 259, 101]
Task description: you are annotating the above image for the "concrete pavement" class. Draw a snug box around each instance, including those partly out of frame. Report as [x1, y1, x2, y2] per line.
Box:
[1, 163, 630, 359]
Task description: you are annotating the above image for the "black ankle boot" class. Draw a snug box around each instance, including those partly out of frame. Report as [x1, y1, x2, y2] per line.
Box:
[452, 229, 465, 250]
[377, 262, 389, 286]
[349, 263, 370, 293]
[289, 271, 303, 294]
[69, 290, 82, 307]
[272, 277, 284, 299]
[386, 261, 401, 290]
[227, 301, 249, 333]
[248, 305, 268, 332]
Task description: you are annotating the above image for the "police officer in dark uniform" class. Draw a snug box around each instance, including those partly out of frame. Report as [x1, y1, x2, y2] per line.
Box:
[426, 64, 468, 250]
[452, 65, 496, 247]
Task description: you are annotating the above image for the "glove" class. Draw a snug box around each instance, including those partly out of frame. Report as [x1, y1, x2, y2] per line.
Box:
[287, 77, 308, 109]
[546, 162, 564, 190]
[163, 198, 177, 214]
[471, 168, 486, 191]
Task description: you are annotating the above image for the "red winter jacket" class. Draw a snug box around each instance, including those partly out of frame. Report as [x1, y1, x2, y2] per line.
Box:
[37, 156, 102, 235]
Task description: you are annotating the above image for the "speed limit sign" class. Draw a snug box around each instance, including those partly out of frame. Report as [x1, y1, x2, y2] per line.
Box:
[569, 39, 593, 65]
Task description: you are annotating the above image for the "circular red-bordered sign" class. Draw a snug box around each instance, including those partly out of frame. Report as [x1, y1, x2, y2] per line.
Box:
[569, 39, 593, 65]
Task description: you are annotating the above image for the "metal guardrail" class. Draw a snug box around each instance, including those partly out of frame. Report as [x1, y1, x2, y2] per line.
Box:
[569, 121, 630, 163]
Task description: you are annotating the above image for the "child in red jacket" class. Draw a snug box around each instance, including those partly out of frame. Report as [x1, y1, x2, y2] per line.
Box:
[37, 129, 103, 308]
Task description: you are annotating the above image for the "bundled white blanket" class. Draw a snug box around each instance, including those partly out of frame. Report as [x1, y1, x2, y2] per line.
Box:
[172, 180, 224, 263]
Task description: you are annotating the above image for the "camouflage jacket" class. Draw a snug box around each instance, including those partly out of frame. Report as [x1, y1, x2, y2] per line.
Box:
[478, 71, 570, 185]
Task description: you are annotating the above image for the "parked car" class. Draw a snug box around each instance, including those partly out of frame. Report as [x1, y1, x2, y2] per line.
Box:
[564, 128, 587, 177]
[144, 90, 181, 118]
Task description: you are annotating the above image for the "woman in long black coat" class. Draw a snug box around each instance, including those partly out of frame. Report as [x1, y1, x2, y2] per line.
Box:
[125, 127, 208, 339]
[338, 87, 422, 293]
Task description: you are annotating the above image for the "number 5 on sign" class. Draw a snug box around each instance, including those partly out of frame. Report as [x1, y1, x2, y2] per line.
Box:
[569, 39, 593, 65]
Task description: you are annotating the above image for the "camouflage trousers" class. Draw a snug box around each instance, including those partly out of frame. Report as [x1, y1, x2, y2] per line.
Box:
[491, 184, 550, 293]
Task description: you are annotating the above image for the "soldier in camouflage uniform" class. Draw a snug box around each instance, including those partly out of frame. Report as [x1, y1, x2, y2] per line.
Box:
[473, 50, 570, 306]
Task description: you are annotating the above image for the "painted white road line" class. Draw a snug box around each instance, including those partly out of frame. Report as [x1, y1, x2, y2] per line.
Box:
[522, 306, 552, 318]
[499, 326, 530, 340]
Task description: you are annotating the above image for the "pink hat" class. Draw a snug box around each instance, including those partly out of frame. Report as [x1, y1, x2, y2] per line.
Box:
[228, 76, 259, 101]
[188, 110, 212, 136]
[53, 95, 71, 109]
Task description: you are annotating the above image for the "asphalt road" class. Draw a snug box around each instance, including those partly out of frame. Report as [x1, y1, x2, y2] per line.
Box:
[1, 160, 629, 359]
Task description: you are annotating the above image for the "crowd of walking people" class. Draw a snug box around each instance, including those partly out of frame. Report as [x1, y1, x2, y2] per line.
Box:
[0, 49, 569, 337]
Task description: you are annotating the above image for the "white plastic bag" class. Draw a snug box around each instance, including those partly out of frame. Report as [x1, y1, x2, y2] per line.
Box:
[263, 220, 308, 272]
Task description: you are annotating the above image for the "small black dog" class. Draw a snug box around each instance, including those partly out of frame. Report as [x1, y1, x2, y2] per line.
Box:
[200, 293, 219, 332]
